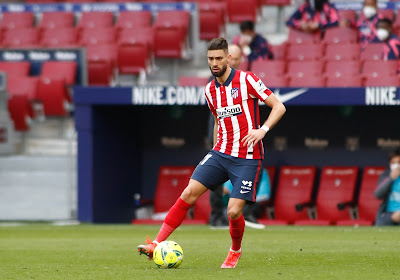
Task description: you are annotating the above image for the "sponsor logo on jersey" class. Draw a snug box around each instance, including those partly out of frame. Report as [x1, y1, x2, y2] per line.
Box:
[231, 87, 240, 99]
[240, 180, 253, 194]
[216, 104, 242, 119]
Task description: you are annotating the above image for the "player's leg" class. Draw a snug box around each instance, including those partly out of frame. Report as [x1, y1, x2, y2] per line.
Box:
[137, 179, 207, 259]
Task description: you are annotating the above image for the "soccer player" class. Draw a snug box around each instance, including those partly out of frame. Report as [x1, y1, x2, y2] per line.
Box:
[138, 37, 286, 268]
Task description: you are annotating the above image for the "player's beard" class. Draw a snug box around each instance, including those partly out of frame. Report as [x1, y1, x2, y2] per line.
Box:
[210, 64, 227, 77]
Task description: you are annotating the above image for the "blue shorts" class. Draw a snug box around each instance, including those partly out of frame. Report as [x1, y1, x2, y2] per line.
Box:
[191, 150, 262, 202]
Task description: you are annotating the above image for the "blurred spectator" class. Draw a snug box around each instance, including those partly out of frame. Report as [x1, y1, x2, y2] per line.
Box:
[372, 18, 400, 61]
[222, 168, 271, 229]
[286, 0, 339, 33]
[374, 149, 400, 226]
[232, 20, 273, 70]
[356, 0, 382, 47]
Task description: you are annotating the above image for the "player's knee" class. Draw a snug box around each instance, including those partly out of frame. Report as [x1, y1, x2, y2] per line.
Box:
[227, 207, 242, 220]
[180, 186, 198, 205]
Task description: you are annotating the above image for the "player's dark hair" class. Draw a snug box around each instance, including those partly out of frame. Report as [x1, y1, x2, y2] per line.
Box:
[389, 148, 400, 161]
[207, 37, 228, 53]
[377, 18, 393, 26]
[240, 20, 254, 32]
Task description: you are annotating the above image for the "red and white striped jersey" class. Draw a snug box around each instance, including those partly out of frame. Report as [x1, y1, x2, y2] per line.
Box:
[204, 69, 272, 160]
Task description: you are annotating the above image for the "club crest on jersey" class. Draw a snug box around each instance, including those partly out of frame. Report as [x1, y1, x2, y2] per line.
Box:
[216, 104, 242, 119]
[231, 87, 240, 99]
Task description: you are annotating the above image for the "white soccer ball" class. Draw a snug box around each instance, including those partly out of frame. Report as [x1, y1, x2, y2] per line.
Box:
[153, 240, 184, 269]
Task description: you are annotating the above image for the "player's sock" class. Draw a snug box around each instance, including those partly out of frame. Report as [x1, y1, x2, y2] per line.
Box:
[228, 214, 245, 251]
[155, 198, 192, 243]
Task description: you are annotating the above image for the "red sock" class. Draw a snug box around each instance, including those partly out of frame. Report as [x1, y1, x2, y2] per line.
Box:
[229, 214, 245, 251]
[155, 198, 192, 243]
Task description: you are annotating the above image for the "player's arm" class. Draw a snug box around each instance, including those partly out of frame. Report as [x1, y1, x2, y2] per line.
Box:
[213, 115, 218, 146]
[242, 93, 286, 147]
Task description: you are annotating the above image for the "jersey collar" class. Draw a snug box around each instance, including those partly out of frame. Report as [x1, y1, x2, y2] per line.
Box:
[214, 68, 236, 88]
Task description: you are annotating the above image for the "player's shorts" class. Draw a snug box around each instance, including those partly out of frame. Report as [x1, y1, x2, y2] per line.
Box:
[191, 149, 262, 202]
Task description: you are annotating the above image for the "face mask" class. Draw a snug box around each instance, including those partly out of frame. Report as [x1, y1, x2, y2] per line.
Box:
[363, 6, 377, 19]
[242, 45, 251, 56]
[376, 28, 390, 41]
[391, 163, 400, 171]
[241, 34, 252, 44]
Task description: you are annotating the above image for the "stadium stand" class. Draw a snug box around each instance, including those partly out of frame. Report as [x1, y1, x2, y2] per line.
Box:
[36, 77, 70, 116]
[37, 12, 75, 31]
[337, 167, 386, 226]
[87, 44, 117, 85]
[252, 60, 286, 78]
[287, 28, 321, 45]
[324, 44, 361, 61]
[326, 76, 363, 87]
[289, 75, 326, 87]
[325, 60, 361, 78]
[227, 0, 258, 23]
[2, 27, 40, 47]
[360, 43, 384, 61]
[0, 12, 34, 30]
[115, 11, 152, 30]
[322, 27, 358, 45]
[295, 167, 359, 226]
[40, 61, 77, 86]
[198, 2, 226, 40]
[77, 12, 114, 30]
[287, 44, 324, 61]
[40, 27, 78, 47]
[0, 61, 30, 77]
[178, 76, 210, 86]
[79, 27, 117, 46]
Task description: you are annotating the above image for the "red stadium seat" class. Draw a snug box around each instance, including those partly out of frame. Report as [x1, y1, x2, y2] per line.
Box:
[199, 3, 225, 40]
[324, 43, 361, 61]
[227, 0, 257, 23]
[379, 10, 395, 21]
[38, 12, 75, 31]
[87, 44, 118, 69]
[339, 10, 357, 23]
[154, 26, 186, 58]
[2, 27, 40, 47]
[364, 75, 400, 87]
[287, 44, 324, 61]
[288, 28, 321, 45]
[115, 11, 152, 30]
[154, 11, 190, 39]
[296, 166, 359, 226]
[193, 190, 211, 223]
[362, 60, 398, 77]
[326, 75, 363, 87]
[361, 43, 383, 61]
[263, 75, 289, 88]
[118, 27, 154, 55]
[77, 12, 114, 30]
[262, 166, 316, 225]
[40, 28, 78, 47]
[79, 27, 117, 46]
[252, 60, 286, 78]
[337, 166, 386, 226]
[41, 61, 77, 86]
[178, 76, 210, 86]
[153, 166, 195, 214]
[0, 61, 30, 77]
[260, 0, 291, 5]
[289, 76, 326, 87]
[325, 61, 361, 78]
[287, 61, 325, 78]
[323, 27, 358, 45]
[0, 12, 34, 30]
[8, 93, 31, 131]
[36, 77, 70, 116]
[117, 43, 149, 75]
[87, 44, 117, 85]
[270, 43, 287, 60]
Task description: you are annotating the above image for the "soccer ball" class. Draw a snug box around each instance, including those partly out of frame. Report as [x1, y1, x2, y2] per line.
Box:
[153, 240, 184, 269]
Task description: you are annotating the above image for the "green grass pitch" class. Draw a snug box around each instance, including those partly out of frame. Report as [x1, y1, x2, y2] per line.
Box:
[1, 224, 400, 280]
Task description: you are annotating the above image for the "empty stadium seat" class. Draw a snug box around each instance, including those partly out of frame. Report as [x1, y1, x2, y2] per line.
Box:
[288, 28, 321, 45]
[79, 27, 117, 46]
[154, 26, 186, 58]
[118, 27, 154, 54]
[40, 27, 78, 47]
[8, 93, 31, 131]
[36, 77, 69, 116]
[0, 61, 30, 77]
[153, 166, 195, 214]
[364, 75, 400, 87]
[261, 166, 316, 225]
[38, 12, 75, 31]
[362, 60, 398, 77]
[3, 27, 40, 47]
[115, 11, 152, 30]
[199, 3, 225, 40]
[227, 0, 257, 23]
[87, 44, 117, 85]
[154, 11, 190, 38]
[77, 12, 114, 30]
[287, 44, 324, 61]
[325, 61, 361, 78]
[0, 12, 34, 30]
[41, 61, 77, 86]
[337, 166, 386, 226]
[326, 76, 363, 87]
[263, 75, 289, 88]
[87, 44, 118, 69]
[252, 60, 286, 78]
[338, 10, 357, 23]
[324, 44, 360, 61]
[178, 76, 210, 86]
[361, 43, 383, 61]
[117, 43, 149, 75]
[270, 43, 287, 60]
[289, 76, 326, 87]
[287, 61, 324, 78]
[296, 166, 359, 225]
[323, 27, 358, 45]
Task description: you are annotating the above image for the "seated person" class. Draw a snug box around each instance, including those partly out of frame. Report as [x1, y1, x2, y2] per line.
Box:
[222, 168, 271, 229]
[373, 18, 400, 61]
[356, 0, 382, 48]
[286, 0, 339, 33]
[375, 149, 400, 226]
[232, 20, 273, 70]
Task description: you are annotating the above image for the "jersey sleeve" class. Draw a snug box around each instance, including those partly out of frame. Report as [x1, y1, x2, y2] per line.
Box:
[246, 72, 273, 101]
[204, 83, 217, 116]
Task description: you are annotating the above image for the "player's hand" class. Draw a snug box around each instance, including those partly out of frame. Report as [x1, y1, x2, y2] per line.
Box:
[390, 166, 400, 180]
[391, 211, 400, 223]
[241, 129, 267, 147]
